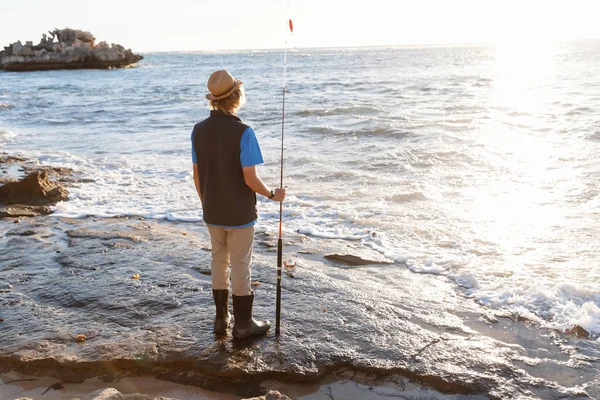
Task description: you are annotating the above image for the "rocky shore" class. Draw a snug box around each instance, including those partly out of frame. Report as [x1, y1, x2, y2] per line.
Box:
[0, 29, 143, 72]
[1, 156, 599, 400]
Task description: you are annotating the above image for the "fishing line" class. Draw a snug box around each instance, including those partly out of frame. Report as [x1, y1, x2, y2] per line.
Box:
[276, 7, 293, 337]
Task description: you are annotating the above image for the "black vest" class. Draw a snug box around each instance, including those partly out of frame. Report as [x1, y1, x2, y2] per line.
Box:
[192, 110, 258, 226]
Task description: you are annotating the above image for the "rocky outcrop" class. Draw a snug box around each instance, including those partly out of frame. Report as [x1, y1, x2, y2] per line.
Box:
[0, 28, 143, 72]
[0, 167, 68, 218]
[0, 170, 68, 206]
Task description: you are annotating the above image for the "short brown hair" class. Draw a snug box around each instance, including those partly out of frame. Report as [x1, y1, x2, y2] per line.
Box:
[209, 87, 246, 114]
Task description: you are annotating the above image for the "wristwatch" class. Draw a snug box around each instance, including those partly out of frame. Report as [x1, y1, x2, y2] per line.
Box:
[268, 189, 275, 199]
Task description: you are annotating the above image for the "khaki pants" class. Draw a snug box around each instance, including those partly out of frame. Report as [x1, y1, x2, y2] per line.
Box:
[206, 224, 254, 296]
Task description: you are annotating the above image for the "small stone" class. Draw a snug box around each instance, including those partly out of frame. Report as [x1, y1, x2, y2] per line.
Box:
[324, 253, 390, 266]
[565, 325, 591, 339]
[75, 334, 86, 342]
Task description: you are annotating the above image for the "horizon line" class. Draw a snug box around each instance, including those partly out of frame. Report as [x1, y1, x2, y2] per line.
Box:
[138, 37, 600, 54]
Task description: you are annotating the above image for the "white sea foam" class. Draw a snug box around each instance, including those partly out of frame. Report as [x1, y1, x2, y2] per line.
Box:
[407, 259, 447, 275]
[363, 239, 410, 263]
[472, 281, 600, 335]
[297, 227, 371, 241]
[0, 129, 16, 144]
[449, 271, 480, 289]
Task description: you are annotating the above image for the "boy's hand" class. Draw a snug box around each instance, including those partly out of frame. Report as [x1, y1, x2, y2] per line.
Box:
[272, 188, 286, 202]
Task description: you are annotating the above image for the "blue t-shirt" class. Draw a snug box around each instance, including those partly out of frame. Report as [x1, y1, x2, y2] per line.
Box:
[191, 126, 264, 228]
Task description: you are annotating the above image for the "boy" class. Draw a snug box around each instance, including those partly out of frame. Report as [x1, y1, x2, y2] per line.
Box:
[191, 70, 285, 339]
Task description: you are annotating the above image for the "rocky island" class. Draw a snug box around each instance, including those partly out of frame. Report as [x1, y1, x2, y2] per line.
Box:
[0, 28, 143, 72]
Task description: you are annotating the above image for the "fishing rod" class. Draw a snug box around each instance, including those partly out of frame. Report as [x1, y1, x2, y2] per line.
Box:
[276, 17, 293, 336]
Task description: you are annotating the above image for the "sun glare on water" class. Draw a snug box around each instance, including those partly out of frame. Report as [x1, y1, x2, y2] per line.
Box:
[470, 38, 569, 259]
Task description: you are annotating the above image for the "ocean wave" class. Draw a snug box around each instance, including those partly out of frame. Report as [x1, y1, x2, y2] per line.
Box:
[440, 117, 474, 124]
[296, 109, 319, 116]
[372, 87, 405, 97]
[442, 105, 484, 113]
[505, 110, 533, 117]
[566, 107, 594, 116]
[472, 281, 600, 335]
[38, 84, 82, 92]
[406, 85, 435, 92]
[40, 118, 71, 125]
[297, 105, 384, 117]
[303, 124, 407, 138]
[585, 131, 600, 141]
[388, 192, 428, 202]
[305, 125, 343, 135]
[0, 129, 17, 143]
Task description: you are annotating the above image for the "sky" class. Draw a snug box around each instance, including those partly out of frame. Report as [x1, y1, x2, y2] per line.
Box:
[1, 0, 600, 52]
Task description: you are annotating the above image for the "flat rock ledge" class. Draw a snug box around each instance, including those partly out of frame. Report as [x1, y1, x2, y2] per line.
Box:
[1, 217, 599, 399]
[0, 28, 143, 72]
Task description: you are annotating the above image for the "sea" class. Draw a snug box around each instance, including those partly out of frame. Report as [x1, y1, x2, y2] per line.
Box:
[1, 41, 599, 338]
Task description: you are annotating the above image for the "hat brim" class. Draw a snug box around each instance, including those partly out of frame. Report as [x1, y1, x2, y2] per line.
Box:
[206, 80, 243, 101]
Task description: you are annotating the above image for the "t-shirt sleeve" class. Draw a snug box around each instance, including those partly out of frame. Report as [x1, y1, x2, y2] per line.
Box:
[191, 130, 197, 164]
[240, 127, 264, 167]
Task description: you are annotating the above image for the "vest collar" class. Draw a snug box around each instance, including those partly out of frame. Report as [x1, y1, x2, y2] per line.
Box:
[210, 109, 242, 122]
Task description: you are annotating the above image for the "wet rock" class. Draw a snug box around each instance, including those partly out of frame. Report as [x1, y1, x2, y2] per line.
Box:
[324, 253, 391, 266]
[565, 325, 591, 339]
[243, 390, 291, 400]
[0, 217, 597, 399]
[0, 171, 68, 206]
[0, 154, 26, 164]
[0, 279, 13, 293]
[193, 267, 212, 276]
[0, 28, 143, 72]
[6, 228, 37, 236]
[0, 204, 53, 218]
[83, 387, 177, 400]
[66, 228, 147, 242]
[85, 388, 121, 400]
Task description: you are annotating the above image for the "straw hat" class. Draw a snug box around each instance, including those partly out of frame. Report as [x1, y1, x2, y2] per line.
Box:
[206, 70, 243, 100]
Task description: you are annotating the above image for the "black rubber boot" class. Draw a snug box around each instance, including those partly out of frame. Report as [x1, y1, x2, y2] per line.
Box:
[232, 292, 271, 339]
[212, 289, 231, 334]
